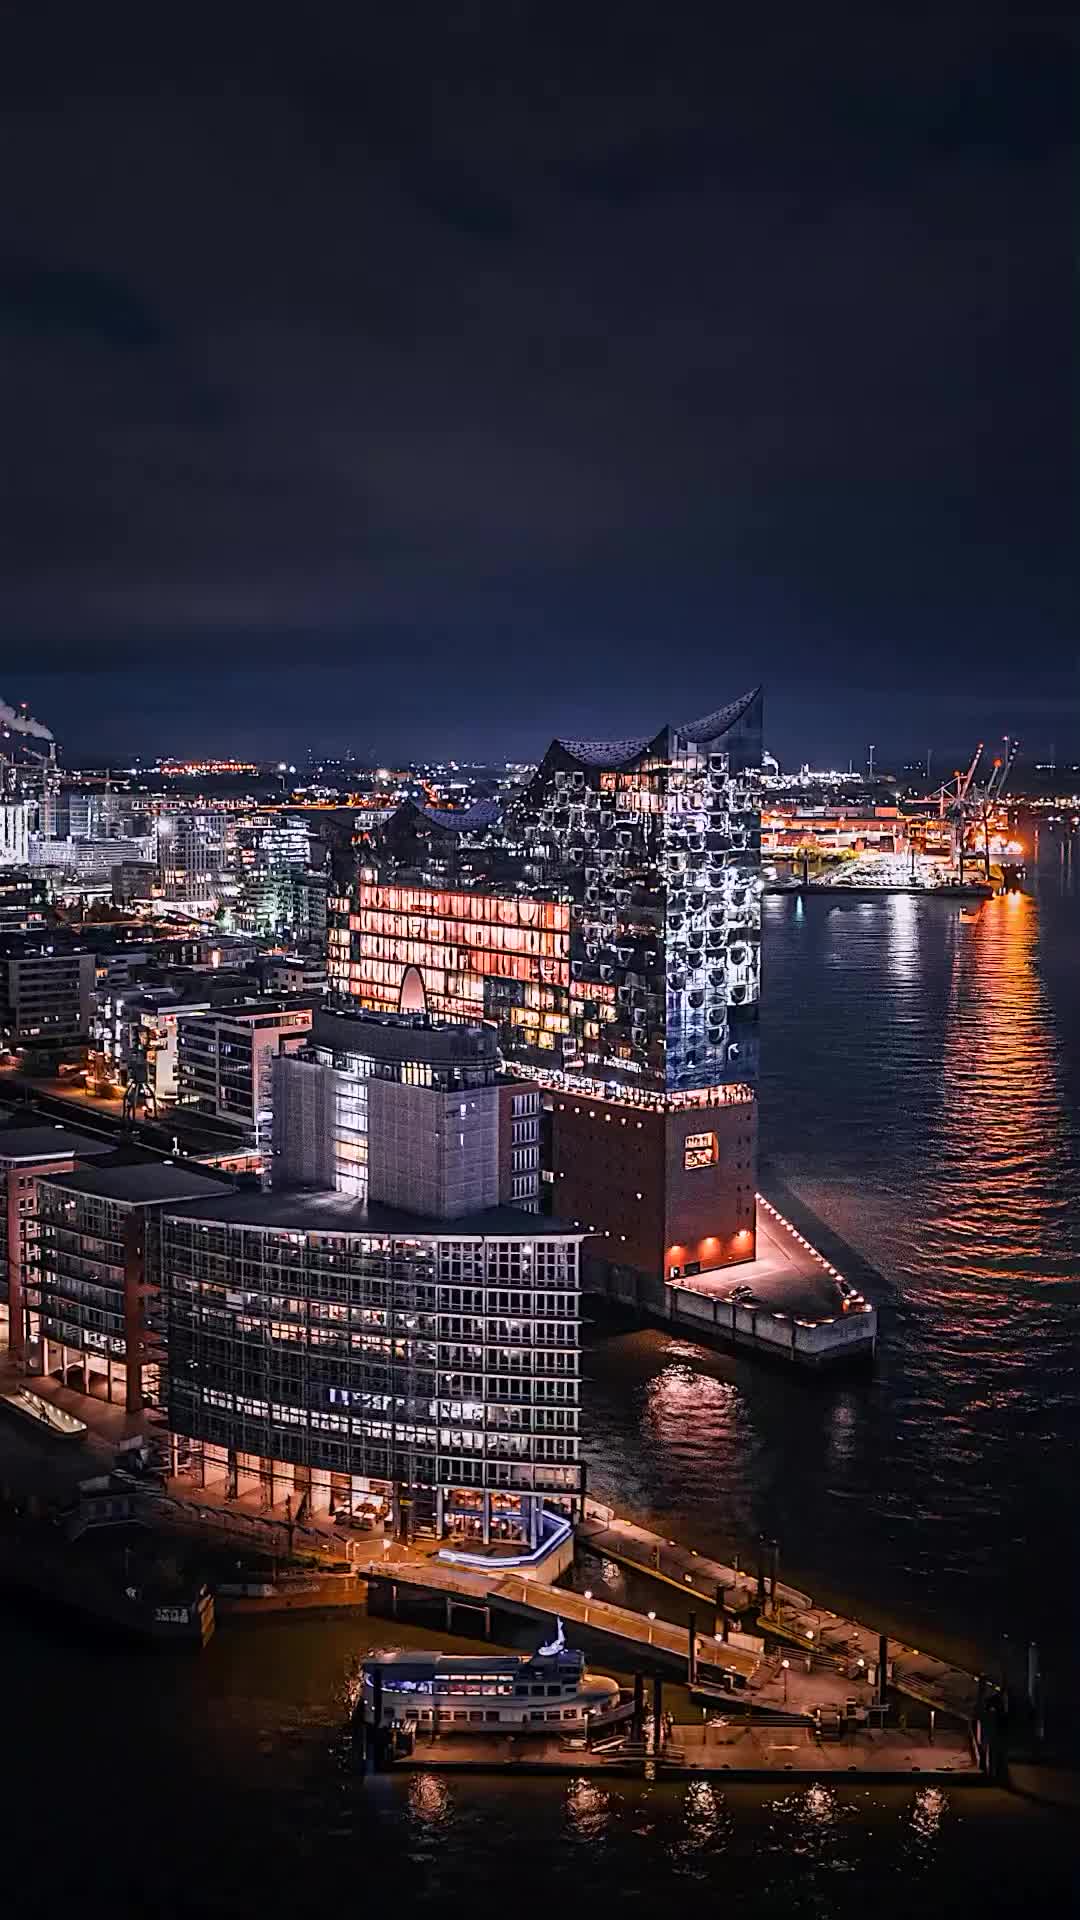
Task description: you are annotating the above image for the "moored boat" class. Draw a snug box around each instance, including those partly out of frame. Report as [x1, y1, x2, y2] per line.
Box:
[354, 1627, 619, 1739]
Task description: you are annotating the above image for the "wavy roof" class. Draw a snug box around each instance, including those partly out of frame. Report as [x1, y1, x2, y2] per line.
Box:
[409, 798, 502, 833]
[678, 687, 761, 742]
[553, 735, 654, 767]
[551, 688, 761, 770]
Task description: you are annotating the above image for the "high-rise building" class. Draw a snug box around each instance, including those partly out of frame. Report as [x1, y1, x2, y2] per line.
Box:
[328, 690, 763, 1296]
[157, 809, 231, 905]
[330, 878, 570, 1040]
[273, 1009, 540, 1212]
[158, 1189, 584, 1543]
[237, 867, 328, 944]
[236, 810, 319, 873]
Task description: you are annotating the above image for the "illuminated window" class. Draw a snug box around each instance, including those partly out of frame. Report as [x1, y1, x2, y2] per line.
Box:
[684, 1131, 718, 1170]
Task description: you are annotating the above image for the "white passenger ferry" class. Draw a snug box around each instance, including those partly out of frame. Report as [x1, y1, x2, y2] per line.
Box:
[357, 1624, 620, 1737]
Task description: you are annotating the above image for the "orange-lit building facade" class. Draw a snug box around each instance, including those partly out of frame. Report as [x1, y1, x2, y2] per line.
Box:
[328, 690, 763, 1295]
[328, 882, 571, 1059]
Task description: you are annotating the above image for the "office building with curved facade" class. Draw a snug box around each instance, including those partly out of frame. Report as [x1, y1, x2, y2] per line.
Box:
[158, 1189, 583, 1543]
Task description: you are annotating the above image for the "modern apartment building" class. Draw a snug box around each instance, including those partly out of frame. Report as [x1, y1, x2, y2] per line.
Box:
[175, 1003, 312, 1135]
[33, 1159, 229, 1412]
[0, 869, 49, 932]
[0, 937, 96, 1061]
[157, 809, 231, 905]
[0, 1124, 113, 1362]
[158, 1188, 584, 1542]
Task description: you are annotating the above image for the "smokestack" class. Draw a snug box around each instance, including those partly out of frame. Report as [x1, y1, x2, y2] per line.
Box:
[0, 698, 53, 741]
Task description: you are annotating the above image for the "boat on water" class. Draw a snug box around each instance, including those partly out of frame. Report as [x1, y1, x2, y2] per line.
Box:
[930, 879, 994, 899]
[354, 1625, 620, 1738]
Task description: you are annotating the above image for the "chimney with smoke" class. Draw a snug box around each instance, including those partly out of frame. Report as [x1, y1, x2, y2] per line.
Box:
[0, 697, 53, 742]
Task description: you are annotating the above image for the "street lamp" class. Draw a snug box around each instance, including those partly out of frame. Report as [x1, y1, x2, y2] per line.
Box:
[583, 1588, 592, 1623]
[781, 1657, 790, 1704]
[647, 1610, 656, 1644]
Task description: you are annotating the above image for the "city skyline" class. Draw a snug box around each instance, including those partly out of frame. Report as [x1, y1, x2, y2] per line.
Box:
[5, 677, 1077, 780]
[3, 10, 1073, 772]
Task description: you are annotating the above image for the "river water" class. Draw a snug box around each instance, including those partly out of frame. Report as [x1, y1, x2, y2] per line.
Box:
[5, 833, 1078, 1910]
[584, 832, 1080, 1706]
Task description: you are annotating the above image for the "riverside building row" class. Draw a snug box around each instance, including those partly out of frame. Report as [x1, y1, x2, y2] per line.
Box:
[17, 1006, 581, 1546]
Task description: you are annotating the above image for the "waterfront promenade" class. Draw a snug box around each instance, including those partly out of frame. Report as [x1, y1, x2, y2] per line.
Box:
[5, 1361, 980, 1731]
[578, 1507, 980, 1721]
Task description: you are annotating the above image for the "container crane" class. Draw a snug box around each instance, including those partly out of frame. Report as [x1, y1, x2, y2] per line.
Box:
[977, 736, 1020, 879]
[932, 737, 1020, 881]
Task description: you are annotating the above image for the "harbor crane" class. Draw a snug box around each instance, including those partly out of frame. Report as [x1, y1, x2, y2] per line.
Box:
[934, 737, 1019, 880]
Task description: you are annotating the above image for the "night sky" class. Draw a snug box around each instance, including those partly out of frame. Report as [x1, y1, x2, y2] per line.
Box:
[2, 6, 1075, 768]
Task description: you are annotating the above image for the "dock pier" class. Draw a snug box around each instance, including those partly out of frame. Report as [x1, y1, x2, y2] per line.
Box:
[588, 1187, 879, 1369]
[354, 1497, 1004, 1782]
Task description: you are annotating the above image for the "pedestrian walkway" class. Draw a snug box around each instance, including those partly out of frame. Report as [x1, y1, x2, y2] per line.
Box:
[579, 1507, 812, 1611]
[357, 1551, 763, 1682]
[579, 1504, 979, 1722]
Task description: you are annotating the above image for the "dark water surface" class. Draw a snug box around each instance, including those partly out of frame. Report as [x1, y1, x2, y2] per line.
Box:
[583, 834, 1080, 1709]
[5, 835, 1079, 1911]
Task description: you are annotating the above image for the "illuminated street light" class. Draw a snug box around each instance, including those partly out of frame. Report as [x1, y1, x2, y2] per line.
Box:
[583, 1588, 592, 1622]
[781, 1657, 790, 1704]
[647, 1610, 656, 1644]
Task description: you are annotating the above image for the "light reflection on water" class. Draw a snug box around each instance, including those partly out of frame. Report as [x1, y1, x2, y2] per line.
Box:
[582, 842, 1080, 1709]
[1, 1585, 1072, 1911]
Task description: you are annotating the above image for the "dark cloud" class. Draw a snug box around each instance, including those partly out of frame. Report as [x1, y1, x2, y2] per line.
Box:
[0, 3, 1075, 765]
[0, 263, 161, 347]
